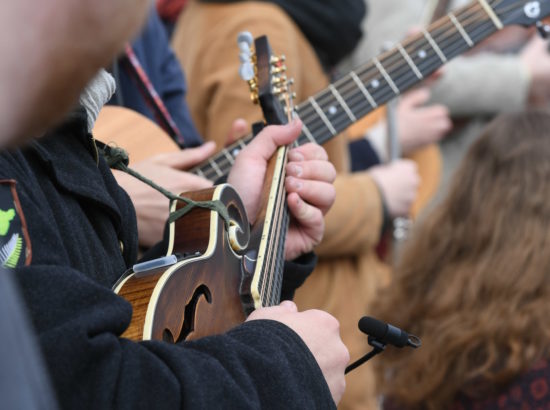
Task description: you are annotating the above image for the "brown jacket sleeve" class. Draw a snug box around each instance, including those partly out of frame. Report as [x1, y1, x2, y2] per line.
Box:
[172, 1, 383, 256]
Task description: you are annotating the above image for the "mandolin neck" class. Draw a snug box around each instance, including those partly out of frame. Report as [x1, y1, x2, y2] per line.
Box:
[189, 0, 502, 181]
[249, 143, 290, 308]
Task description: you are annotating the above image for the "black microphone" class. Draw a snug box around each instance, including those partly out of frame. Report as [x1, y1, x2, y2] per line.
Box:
[358, 316, 421, 348]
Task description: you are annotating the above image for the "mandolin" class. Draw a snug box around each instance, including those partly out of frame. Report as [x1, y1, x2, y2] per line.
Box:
[114, 35, 294, 342]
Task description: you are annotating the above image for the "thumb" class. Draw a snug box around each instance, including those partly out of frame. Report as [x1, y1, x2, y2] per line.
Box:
[278, 300, 298, 312]
[226, 118, 249, 146]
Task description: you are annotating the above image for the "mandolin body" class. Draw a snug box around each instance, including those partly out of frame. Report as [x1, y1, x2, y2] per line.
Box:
[115, 184, 252, 342]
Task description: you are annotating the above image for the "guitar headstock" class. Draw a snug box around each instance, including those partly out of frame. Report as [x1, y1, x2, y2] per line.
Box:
[238, 32, 294, 126]
[492, 0, 550, 28]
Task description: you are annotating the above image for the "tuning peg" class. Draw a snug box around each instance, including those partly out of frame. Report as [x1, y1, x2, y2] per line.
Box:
[272, 86, 289, 95]
[272, 75, 287, 85]
[536, 21, 550, 39]
[239, 52, 250, 64]
[271, 65, 287, 75]
[239, 62, 255, 82]
[237, 31, 254, 48]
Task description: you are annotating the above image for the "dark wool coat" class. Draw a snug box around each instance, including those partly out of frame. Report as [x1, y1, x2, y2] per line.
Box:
[1, 110, 333, 409]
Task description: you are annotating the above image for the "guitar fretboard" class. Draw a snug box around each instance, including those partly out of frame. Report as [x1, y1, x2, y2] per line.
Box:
[190, 0, 502, 181]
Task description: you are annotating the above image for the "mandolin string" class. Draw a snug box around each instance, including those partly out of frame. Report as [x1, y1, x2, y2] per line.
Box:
[259, 148, 289, 305]
[192, 0, 512, 180]
[261, 97, 295, 305]
[267, 169, 290, 306]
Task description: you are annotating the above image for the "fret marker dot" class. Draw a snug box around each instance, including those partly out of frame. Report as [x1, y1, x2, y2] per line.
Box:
[232, 148, 241, 157]
[371, 79, 380, 89]
[418, 50, 427, 59]
[328, 106, 338, 115]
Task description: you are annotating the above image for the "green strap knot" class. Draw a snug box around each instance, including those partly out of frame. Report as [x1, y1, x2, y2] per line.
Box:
[98, 143, 231, 229]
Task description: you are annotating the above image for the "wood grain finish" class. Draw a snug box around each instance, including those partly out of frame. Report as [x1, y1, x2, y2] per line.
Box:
[93, 106, 180, 163]
[115, 185, 252, 342]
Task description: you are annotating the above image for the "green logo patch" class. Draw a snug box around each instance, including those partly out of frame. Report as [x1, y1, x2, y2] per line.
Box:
[0, 181, 31, 267]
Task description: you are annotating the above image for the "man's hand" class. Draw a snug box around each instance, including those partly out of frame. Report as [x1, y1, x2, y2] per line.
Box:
[114, 142, 216, 247]
[227, 120, 336, 260]
[397, 88, 452, 154]
[368, 159, 420, 218]
[247, 301, 349, 405]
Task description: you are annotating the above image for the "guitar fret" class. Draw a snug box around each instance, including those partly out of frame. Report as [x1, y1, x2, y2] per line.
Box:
[350, 71, 378, 109]
[309, 97, 337, 136]
[237, 139, 246, 149]
[396, 43, 423, 79]
[477, 0, 503, 29]
[300, 121, 316, 143]
[448, 12, 474, 47]
[222, 148, 234, 165]
[329, 84, 357, 122]
[373, 57, 399, 94]
[422, 28, 447, 63]
[208, 158, 223, 177]
[195, 168, 206, 178]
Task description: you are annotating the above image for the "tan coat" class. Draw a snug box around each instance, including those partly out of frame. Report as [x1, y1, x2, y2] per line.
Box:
[173, 3, 389, 409]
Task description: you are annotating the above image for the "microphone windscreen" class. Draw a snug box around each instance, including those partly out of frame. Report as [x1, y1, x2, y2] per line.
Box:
[358, 316, 387, 339]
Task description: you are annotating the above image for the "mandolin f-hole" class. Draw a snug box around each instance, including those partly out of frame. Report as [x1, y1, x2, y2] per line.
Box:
[162, 284, 212, 343]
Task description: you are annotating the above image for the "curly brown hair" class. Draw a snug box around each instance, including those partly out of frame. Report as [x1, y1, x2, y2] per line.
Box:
[373, 110, 550, 409]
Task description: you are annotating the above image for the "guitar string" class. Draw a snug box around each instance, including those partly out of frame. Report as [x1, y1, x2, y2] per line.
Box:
[294, 3, 486, 122]
[295, 0, 515, 132]
[195, 3, 489, 179]
[196, 16, 492, 183]
[297, 10, 495, 139]
[306, 9, 487, 122]
[228, 6, 493, 172]
[296, 18, 498, 145]
[194, 0, 512, 180]
[190, 4, 485, 180]
[301, 20, 496, 141]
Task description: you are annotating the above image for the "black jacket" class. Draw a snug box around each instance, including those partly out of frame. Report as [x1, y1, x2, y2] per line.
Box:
[3, 110, 334, 409]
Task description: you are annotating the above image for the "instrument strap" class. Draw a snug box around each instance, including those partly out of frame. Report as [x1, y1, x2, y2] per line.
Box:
[120, 44, 186, 147]
[97, 141, 231, 229]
